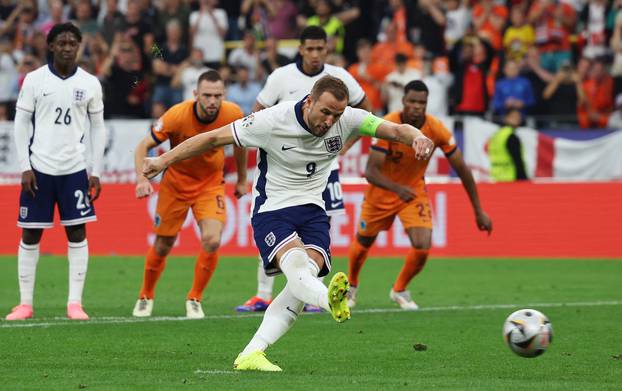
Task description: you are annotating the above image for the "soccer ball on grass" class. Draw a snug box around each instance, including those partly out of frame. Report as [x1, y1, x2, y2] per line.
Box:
[503, 308, 553, 358]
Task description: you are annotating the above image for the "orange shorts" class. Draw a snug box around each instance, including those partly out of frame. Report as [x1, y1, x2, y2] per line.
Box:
[154, 184, 226, 236]
[357, 194, 432, 237]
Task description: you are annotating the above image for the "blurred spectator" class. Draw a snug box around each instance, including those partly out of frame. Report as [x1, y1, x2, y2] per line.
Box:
[73, 0, 98, 37]
[0, 102, 8, 121]
[492, 60, 535, 117]
[226, 65, 261, 115]
[228, 30, 261, 81]
[38, 0, 66, 36]
[240, 0, 272, 41]
[101, 35, 150, 118]
[190, 0, 227, 69]
[449, 34, 494, 116]
[521, 46, 554, 121]
[172, 47, 211, 101]
[326, 52, 347, 67]
[384, 0, 408, 44]
[151, 101, 167, 119]
[221, 0, 242, 41]
[472, 0, 508, 51]
[382, 53, 422, 113]
[29, 31, 48, 64]
[260, 37, 291, 75]
[267, 0, 298, 39]
[17, 53, 41, 89]
[306, 0, 346, 53]
[542, 61, 584, 127]
[348, 39, 384, 113]
[99, 0, 125, 45]
[578, 57, 614, 128]
[85, 33, 110, 76]
[122, 0, 155, 56]
[607, 93, 622, 128]
[579, 0, 610, 59]
[503, 5, 535, 62]
[528, 0, 576, 73]
[370, 22, 414, 80]
[218, 64, 234, 86]
[154, 0, 190, 47]
[423, 56, 453, 117]
[610, 3, 622, 95]
[488, 109, 528, 182]
[13, 1, 39, 53]
[413, 0, 446, 57]
[444, 0, 470, 50]
[151, 19, 188, 109]
[0, 35, 18, 103]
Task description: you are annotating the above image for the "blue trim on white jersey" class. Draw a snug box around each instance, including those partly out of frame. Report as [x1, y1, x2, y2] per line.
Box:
[252, 148, 268, 216]
[294, 97, 315, 136]
[47, 63, 78, 80]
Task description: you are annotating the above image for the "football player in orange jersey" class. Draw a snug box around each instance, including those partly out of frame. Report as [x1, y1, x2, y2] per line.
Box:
[347, 80, 493, 310]
[131, 70, 248, 318]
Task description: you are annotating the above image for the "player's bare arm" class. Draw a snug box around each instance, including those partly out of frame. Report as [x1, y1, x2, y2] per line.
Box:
[143, 124, 234, 179]
[375, 120, 434, 160]
[134, 134, 159, 198]
[365, 149, 416, 202]
[447, 149, 493, 235]
[233, 145, 248, 199]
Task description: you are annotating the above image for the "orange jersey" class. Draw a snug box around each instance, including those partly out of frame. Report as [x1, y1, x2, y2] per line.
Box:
[151, 100, 244, 198]
[365, 112, 456, 206]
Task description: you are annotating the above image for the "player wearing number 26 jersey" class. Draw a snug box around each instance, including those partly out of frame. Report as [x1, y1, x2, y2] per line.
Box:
[7, 23, 107, 321]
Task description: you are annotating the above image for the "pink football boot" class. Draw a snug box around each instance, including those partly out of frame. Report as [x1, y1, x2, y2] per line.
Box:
[67, 303, 89, 320]
[5, 304, 34, 320]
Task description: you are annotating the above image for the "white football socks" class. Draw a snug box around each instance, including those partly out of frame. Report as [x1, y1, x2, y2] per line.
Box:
[68, 239, 89, 304]
[256, 257, 274, 301]
[240, 284, 304, 356]
[17, 241, 40, 306]
[279, 248, 330, 311]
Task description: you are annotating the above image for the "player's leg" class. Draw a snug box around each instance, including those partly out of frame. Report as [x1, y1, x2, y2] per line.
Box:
[134, 185, 187, 316]
[347, 200, 394, 307]
[390, 199, 433, 310]
[7, 170, 54, 320]
[57, 170, 98, 320]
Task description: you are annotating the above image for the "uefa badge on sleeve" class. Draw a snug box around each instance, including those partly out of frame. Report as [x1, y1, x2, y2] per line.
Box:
[324, 136, 342, 153]
[265, 232, 276, 247]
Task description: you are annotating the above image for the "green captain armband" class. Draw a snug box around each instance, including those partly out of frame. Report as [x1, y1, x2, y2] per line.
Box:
[359, 113, 383, 137]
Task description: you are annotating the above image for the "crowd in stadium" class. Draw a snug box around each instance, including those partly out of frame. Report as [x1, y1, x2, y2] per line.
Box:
[1, 0, 622, 129]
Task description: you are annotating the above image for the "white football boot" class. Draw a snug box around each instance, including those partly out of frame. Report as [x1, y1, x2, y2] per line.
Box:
[186, 299, 205, 319]
[389, 289, 419, 310]
[346, 285, 358, 308]
[132, 298, 154, 317]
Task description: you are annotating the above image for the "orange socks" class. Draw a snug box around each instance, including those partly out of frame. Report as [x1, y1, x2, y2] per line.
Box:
[139, 247, 166, 299]
[187, 250, 219, 301]
[348, 240, 370, 287]
[393, 248, 429, 292]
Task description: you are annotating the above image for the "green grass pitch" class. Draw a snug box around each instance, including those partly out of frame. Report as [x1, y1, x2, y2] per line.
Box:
[1, 255, 621, 390]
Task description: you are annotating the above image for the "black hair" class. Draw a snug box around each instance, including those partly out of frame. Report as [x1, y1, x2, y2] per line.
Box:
[404, 80, 429, 95]
[47, 22, 82, 45]
[300, 26, 327, 44]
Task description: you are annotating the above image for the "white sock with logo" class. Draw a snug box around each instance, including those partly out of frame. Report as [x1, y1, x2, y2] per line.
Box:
[256, 257, 274, 301]
[17, 241, 40, 306]
[279, 248, 330, 311]
[240, 284, 303, 356]
[68, 240, 89, 304]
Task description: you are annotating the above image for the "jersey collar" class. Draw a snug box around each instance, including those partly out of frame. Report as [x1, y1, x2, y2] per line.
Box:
[294, 96, 314, 135]
[296, 59, 324, 77]
[47, 63, 78, 80]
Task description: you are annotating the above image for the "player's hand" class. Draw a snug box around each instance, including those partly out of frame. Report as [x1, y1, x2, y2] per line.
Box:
[394, 185, 416, 202]
[412, 135, 434, 160]
[21, 170, 38, 198]
[234, 180, 248, 199]
[142, 157, 167, 179]
[135, 177, 154, 199]
[88, 176, 102, 202]
[476, 211, 493, 235]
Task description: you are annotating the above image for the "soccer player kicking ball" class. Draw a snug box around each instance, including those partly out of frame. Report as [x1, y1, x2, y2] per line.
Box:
[347, 80, 493, 310]
[132, 70, 247, 319]
[142, 75, 434, 371]
[7, 23, 107, 321]
[236, 26, 373, 313]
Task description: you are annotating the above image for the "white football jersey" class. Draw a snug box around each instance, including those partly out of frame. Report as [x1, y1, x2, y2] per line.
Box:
[232, 99, 369, 215]
[256, 62, 366, 172]
[15, 64, 104, 175]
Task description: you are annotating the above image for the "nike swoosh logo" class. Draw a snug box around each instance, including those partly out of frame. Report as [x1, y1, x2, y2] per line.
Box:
[288, 90, 298, 95]
[80, 209, 92, 216]
[286, 306, 298, 316]
[281, 145, 296, 151]
[331, 202, 343, 208]
[43, 92, 54, 96]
